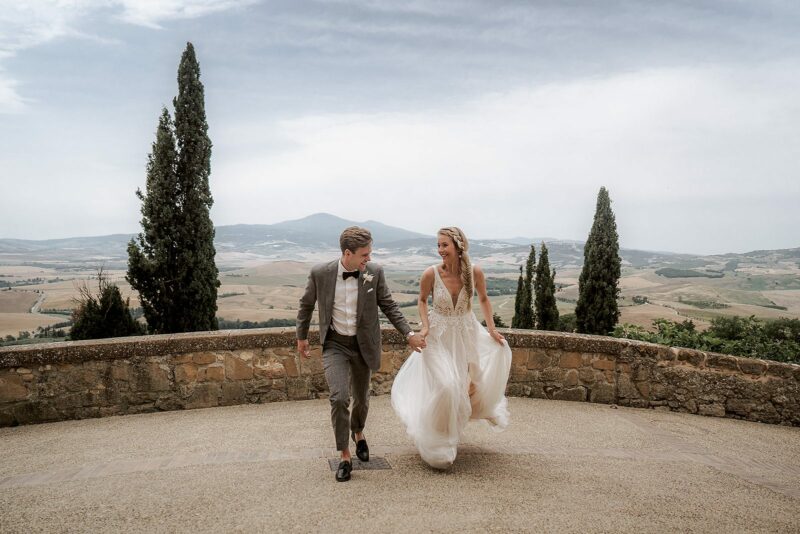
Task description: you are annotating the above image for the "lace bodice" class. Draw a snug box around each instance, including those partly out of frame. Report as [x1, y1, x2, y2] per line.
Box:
[431, 265, 471, 317]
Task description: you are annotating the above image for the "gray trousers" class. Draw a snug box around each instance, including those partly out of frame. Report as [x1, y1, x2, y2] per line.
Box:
[322, 338, 372, 451]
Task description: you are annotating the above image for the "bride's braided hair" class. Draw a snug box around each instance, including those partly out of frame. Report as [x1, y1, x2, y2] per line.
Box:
[438, 226, 473, 310]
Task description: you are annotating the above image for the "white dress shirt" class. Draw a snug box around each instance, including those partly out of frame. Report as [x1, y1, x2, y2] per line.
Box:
[331, 260, 359, 336]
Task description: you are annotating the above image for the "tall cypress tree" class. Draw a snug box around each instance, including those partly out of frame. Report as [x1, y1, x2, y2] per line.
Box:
[127, 109, 179, 333]
[575, 187, 621, 335]
[514, 245, 536, 329]
[534, 242, 559, 330]
[511, 265, 524, 328]
[127, 42, 219, 333]
[173, 42, 219, 331]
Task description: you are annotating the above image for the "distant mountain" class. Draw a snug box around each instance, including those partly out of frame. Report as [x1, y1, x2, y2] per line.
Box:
[269, 213, 429, 244]
[1, 213, 797, 271]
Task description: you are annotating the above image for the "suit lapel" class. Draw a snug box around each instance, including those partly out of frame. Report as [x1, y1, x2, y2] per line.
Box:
[356, 265, 369, 322]
[325, 259, 338, 319]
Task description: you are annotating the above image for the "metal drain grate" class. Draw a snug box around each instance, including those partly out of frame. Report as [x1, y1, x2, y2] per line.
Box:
[328, 457, 392, 471]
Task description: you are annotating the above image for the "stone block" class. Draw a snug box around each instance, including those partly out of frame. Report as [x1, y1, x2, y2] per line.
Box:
[676, 348, 705, 367]
[111, 362, 131, 381]
[578, 367, 596, 384]
[553, 386, 587, 402]
[140, 362, 171, 392]
[511, 349, 528, 369]
[737, 359, 767, 376]
[592, 358, 615, 371]
[725, 398, 751, 417]
[198, 366, 224, 382]
[559, 352, 583, 369]
[185, 383, 220, 409]
[192, 352, 217, 365]
[220, 382, 246, 406]
[254, 358, 285, 379]
[506, 383, 527, 397]
[527, 383, 547, 399]
[698, 403, 725, 417]
[542, 367, 566, 382]
[564, 369, 579, 387]
[245, 379, 275, 395]
[617, 374, 639, 399]
[0, 372, 29, 402]
[589, 383, 615, 404]
[633, 364, 650, 382]
[635, 381, 650, 398]
[765, 362, 795, 379]
[175, 363, 198, 383]
[706, 354, 739, 372]
[526, 349, 550, 370]
[287, 378, 309, 400]
[172, 354, 193, 364]
[379, 353, 394, 374]
[224, 355, 254, 380]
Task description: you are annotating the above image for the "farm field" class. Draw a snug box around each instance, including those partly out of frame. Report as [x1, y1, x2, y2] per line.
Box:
[2, 254, 799, 340]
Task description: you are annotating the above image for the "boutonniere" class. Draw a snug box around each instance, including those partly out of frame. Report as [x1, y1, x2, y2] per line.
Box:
[362, 272, 374, 285]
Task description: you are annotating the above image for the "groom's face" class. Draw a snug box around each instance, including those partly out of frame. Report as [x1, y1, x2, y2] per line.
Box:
[343, 244, 372, 272]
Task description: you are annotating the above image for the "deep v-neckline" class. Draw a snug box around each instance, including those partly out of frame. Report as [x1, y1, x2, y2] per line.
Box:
[436, 266, 464, 310]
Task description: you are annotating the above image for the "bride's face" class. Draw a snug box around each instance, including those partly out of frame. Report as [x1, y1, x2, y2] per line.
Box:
[437, 234, 457, 262]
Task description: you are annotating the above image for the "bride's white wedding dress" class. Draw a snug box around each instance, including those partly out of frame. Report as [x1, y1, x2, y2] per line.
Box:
[391, 265, 512, 469]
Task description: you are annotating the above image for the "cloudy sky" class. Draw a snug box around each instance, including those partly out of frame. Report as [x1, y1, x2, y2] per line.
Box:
[1, 0, 798, 254]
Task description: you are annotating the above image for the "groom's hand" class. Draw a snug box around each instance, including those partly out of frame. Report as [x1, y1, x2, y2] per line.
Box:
[408, 333, 426, 353]
[297, 339, 311, 359]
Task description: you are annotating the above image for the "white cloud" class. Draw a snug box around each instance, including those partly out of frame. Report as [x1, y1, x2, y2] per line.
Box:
[0, 0, 257, 111]
[114, 0, 259, 29]
[211, 64, 800, 253]
[0, 71, 26, 113]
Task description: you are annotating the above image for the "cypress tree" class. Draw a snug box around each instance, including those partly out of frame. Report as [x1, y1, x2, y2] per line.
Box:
[514, 245, 536, 329]
[127, 109, 179, 333]
[173, 42, 219, 331]
[575, 187, 621, 335]
[511, 265, 524, 328]
[127, 42, 219, 333]
[534, 242, 559, 330]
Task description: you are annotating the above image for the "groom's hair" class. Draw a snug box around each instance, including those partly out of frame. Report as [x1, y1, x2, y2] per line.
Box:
[340, 226, 373, 253]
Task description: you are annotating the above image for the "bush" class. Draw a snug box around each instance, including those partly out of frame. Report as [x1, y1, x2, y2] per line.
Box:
[613, 316, 800, 363]
[70, 269, 145, 341]
[556, 313, 578, 333]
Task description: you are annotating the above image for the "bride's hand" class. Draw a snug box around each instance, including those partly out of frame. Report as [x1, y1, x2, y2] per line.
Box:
[488, 329, 505, 345]
[420, 327, 429, 339]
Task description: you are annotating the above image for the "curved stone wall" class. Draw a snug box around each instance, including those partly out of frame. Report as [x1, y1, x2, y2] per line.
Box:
[0, 328, 798, 427]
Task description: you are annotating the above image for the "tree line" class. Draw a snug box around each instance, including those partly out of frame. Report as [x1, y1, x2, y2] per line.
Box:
[512, 186, 621, 336]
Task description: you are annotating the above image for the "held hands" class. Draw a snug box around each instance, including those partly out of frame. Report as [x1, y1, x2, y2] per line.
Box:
[297, 339, 311, 359]
[408, 333, 427, 353]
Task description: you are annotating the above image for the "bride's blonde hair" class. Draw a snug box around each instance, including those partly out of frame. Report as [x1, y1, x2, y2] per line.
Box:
[438, 226, 473, 309]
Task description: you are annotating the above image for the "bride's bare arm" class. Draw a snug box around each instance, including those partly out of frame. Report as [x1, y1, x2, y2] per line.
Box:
[418, 267, 434, 337]
[474, 265, 505, 344]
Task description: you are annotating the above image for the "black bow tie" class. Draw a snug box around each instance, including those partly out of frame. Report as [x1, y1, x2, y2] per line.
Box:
[342, 270, 359, 280]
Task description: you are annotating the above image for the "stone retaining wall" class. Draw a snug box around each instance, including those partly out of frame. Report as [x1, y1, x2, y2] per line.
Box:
[1, 328, 798, 427]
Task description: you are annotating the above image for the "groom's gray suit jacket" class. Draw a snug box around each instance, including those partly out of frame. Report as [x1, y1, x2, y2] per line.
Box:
[296, 259, 412, 371]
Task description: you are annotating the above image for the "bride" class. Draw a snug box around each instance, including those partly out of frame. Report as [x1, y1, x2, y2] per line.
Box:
[391, 226, 512, 469]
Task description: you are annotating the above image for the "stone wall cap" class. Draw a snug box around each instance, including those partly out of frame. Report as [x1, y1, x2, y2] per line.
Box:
[1, 327, 798, 371]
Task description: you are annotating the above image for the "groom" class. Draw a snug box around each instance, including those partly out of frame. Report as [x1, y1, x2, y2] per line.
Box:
[297, 226, 426, 482]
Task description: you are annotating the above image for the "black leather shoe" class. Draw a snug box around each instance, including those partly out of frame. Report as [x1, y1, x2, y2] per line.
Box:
[335, 460, 352, 482]
[352, 432, 369, 462]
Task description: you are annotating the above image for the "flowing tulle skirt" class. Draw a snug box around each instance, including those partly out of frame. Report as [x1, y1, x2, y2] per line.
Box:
[391, 313, 512, 469]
